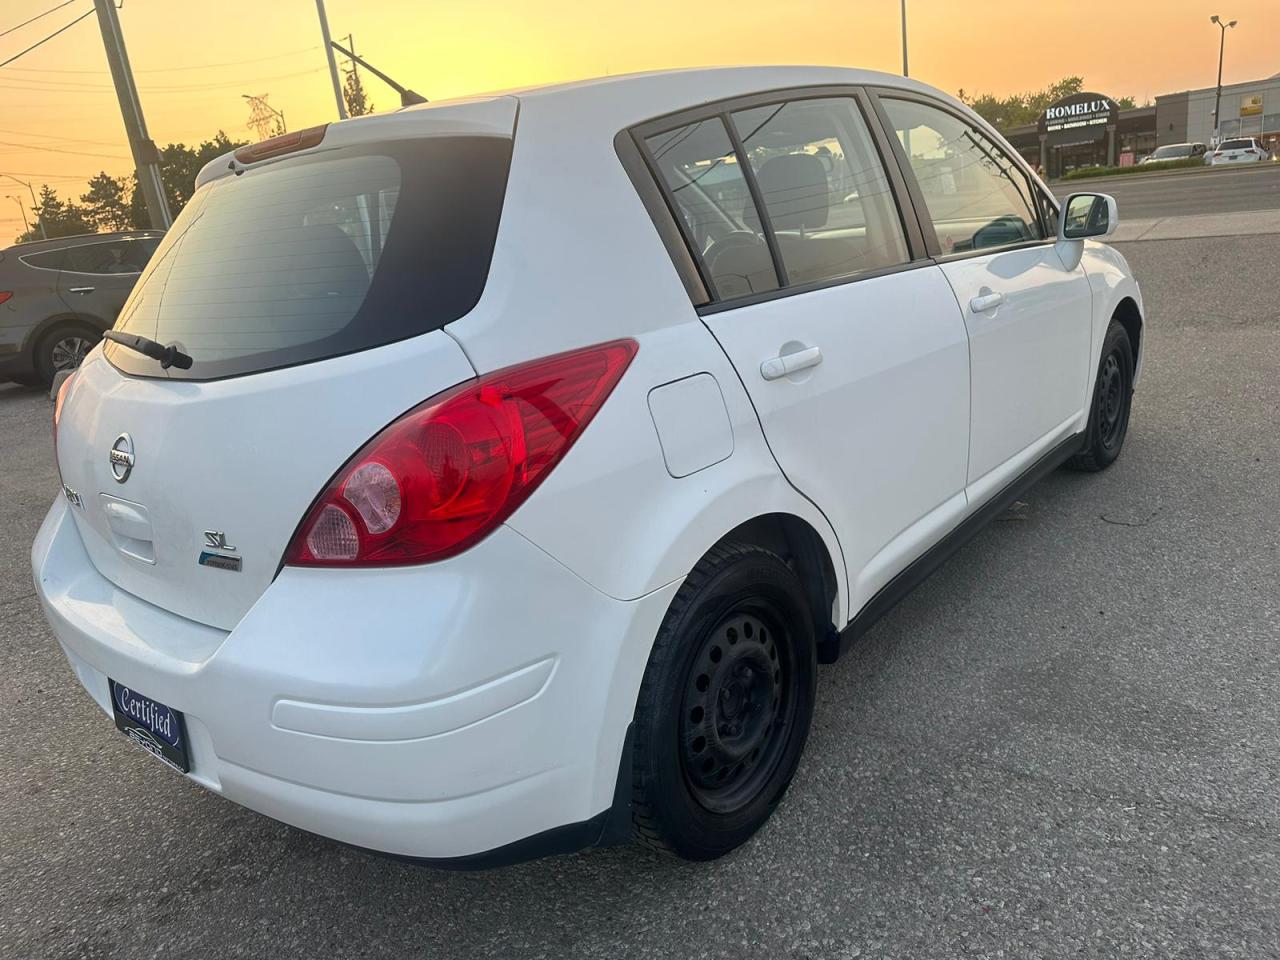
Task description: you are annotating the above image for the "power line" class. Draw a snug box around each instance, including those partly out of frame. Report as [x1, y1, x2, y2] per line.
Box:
[0, 126, 123, 146]
[0, 138, 128, 159]
[0, 7, 94, 68]
[0, 43, 319, 73]
[0, 65, 326, 93]
[0, 0, 77, 40]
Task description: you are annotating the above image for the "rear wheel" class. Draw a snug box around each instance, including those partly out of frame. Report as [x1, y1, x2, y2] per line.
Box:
[32, 322, 99, 386]
[1068, 320, 1134, 472]
[631, 541, 816, 860]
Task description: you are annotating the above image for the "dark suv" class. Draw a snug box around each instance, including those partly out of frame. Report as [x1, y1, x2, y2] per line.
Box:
[0, 231, 163, 386]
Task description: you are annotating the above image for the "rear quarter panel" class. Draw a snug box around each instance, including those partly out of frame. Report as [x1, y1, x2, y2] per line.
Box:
[447, 89, 848, 620]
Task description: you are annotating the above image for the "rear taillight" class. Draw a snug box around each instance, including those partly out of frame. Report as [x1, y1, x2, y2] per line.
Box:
[283, 339, 638, 567]
[0, 291, 12, 305]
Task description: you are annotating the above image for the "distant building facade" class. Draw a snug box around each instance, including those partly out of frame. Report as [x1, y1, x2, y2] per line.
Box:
[1002, 73, 1279, 177]
[1156, 74, 1280, 153]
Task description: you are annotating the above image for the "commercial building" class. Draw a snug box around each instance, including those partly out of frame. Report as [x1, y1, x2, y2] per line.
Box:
[1004, 72, 1280, 177]
[1156, 74, 1280, 149]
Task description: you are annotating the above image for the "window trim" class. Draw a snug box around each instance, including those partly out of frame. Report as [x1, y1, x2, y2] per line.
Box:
[18, 236, 159, 277]
[621, 84, 931, 311]
[866, 87, 1057, 263]
[614, 128, 712, 304]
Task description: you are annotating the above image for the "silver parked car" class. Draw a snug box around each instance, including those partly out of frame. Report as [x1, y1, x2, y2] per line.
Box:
[0, 231, 162, 385]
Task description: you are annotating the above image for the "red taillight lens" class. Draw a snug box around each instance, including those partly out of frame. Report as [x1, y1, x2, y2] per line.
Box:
[284, 339, 638, 567]
[0, 291, 13, 305]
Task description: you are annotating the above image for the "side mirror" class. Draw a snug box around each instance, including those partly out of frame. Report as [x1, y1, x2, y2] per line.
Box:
[1060, 192, 1119, 241]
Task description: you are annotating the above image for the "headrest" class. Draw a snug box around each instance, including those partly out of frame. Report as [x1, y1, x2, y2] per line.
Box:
[744, 153, 829, 232]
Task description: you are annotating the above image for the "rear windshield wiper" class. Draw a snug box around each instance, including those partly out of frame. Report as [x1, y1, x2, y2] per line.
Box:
[103, 331, 194, 370]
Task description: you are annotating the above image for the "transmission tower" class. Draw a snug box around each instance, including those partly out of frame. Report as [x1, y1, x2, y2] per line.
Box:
[243, 94, 286, 140]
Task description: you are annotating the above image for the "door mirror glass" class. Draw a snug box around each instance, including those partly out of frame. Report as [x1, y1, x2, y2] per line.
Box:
[1060, 192, 1117, 240]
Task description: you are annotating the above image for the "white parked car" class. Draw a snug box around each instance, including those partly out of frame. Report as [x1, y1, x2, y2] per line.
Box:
[33, 66, 1144, 865]
[1209, 137, 1271, 165]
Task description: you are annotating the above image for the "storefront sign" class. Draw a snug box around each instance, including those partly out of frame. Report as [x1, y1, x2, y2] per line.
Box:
[1038, 93, 1119, 136]
[1240, 94, 1264, 117]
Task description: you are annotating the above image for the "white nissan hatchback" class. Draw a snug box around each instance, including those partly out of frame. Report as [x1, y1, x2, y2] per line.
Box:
[34, 67, 1143, 865]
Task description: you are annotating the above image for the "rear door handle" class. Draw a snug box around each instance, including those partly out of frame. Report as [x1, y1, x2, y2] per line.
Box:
[969, 291, 1005, 312]
[68, 286, 96, 294]
[760, 345, 823, 381]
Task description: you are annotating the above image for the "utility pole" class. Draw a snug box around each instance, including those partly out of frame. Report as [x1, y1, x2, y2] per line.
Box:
[92, 0, 171, 229]
[1, 174, 45, 239]
[900, 0, 909, 76]
[315, 0, 348, 120]
[1210, 14, 1238, 143]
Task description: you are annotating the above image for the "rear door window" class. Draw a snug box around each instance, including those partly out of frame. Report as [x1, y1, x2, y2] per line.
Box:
[105, 136, 512, 380]
[644, 118, 779, 300]
[730, 97, 909, 285]
[62, 238, 155, 275]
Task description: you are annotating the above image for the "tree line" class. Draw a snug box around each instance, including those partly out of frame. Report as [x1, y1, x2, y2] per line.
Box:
[15, 67, 379, 245]
[958, 76, 1142, 132]
[15, 132, 249, 244]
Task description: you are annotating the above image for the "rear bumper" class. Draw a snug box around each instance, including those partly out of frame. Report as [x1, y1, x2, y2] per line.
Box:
[32, 496, 677, 862]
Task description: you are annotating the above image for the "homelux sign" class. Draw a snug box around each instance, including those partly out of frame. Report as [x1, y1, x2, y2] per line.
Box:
[1038, 92, 1119, 138]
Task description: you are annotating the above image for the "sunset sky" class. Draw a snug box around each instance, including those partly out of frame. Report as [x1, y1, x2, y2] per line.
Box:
[1, 0, 1276, 239]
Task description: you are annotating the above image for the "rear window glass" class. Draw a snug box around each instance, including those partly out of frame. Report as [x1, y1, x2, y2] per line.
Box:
[105, 136, 512, 380]
[1151, 145, 1192, 158]
[1219, 139, 1253, 151]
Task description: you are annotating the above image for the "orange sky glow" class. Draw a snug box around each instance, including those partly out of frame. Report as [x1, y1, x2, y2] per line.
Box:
[1, 0, 1276, 238]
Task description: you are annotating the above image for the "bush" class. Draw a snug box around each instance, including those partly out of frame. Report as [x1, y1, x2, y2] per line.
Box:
[1062, 157, 1207, 180]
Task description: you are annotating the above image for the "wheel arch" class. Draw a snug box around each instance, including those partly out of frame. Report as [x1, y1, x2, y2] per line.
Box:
[22, 311, 109, 359]
[1112, 295, 1143, 379]
[710, 513, 842, 663]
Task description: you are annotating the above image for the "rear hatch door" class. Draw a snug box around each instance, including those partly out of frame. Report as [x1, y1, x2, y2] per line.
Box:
[53, 104, 514, 631]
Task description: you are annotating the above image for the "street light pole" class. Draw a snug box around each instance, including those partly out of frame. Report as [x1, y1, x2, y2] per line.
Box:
[1, 174, 45, 239]
[1210, 15, 1238, 143]
[7, 195, 30, 235]
[900, 0, 909, 76]
[315, 0, 349, 120]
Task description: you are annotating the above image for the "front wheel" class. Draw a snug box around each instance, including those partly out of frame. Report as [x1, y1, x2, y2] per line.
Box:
[1068, 320, 1134, 472]
[630, 542, 817, 860]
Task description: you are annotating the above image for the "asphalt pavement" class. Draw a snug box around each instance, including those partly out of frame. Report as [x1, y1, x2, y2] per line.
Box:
[2, 187, 1279, 958]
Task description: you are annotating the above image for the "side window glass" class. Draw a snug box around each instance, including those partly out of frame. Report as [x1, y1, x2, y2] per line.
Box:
[732, 97, 910, 285]
[644, 118, 779, 300]
[19, 249, 66, 271]
[881, 98, 1044, 254]
[63, 240, 151, 275]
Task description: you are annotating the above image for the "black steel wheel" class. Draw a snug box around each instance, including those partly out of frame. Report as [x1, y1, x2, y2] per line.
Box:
[1068, 320, 1134, 472]
[680, 607, 797, 815]
[631, 541, 816, 860]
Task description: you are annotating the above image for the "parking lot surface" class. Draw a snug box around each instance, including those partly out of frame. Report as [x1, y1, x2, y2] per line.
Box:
[2, 227, 1278, 959]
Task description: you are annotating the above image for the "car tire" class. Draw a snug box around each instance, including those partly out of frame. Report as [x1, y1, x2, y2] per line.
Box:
[631, 541, 817, 860]
[32, 321, 100, 386]
[1068, 320, 1134, 472]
